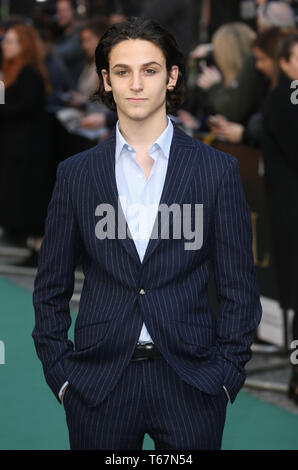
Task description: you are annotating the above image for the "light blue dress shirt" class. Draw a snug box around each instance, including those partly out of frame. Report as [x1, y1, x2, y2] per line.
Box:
[115, 115, 174, 344]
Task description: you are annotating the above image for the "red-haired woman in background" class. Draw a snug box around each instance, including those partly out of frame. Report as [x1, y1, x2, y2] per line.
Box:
[0, 24, 52, 266]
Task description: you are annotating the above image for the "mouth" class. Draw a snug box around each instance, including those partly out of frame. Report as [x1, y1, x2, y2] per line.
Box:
[126, 98, 147, 101]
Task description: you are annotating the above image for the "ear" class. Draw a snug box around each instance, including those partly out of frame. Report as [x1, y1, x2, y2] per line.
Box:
[101, 69, 112, 92]
[167, 65, 179, 91]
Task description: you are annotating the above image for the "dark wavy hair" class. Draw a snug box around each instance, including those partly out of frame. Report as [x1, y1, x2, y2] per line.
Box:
[93, 16, 185, 113]
[252, 26, 298, 59]
[278, 31, 298, 61]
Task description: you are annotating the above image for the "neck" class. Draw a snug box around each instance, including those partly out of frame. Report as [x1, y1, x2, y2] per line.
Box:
[117, 109, 168, 151]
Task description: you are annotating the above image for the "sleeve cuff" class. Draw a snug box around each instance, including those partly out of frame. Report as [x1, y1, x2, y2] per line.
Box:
[58, 381, 69, 403]
[223, 385, 231, 402]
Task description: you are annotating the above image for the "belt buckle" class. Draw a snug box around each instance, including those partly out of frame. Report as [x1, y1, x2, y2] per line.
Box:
[133, 343, 155, 361]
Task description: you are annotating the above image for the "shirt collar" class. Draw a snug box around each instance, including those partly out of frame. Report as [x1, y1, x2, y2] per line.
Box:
[115, 116, 173, 162]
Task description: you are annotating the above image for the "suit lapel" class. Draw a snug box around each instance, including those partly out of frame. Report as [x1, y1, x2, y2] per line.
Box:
[90, 123, 199, 266]
[90, 127, 141, 265]
[142, 125, 198, 264]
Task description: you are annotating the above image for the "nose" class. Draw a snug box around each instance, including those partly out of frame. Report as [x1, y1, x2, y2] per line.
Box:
[130, 71, 143, 92]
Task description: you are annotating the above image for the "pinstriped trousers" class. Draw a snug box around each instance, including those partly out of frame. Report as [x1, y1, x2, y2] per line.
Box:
[63, 356, 228, 450]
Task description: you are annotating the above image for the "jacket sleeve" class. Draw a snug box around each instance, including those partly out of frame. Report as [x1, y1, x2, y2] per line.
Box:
[32, 161, 82, 403]
[211, 157, 262, 402]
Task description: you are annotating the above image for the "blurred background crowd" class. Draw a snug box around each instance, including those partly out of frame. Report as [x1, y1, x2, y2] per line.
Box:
[0, 0, 298, 400]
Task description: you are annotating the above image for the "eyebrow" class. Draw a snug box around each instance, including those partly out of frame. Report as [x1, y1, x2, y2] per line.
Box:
[111, 61, 162, 70]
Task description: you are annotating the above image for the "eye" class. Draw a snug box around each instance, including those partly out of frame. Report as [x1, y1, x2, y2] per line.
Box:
[145, 69, 156, 74]
[117, 70, 128, 76]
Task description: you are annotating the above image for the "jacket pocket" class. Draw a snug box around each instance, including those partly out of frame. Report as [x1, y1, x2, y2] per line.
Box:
[177, 321, 215, 348]
[74, 321, 111, 352]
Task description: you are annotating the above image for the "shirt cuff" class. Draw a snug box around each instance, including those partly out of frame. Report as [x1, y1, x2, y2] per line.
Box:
[58, 381, 69, 403]
[223, 385, 231, 402]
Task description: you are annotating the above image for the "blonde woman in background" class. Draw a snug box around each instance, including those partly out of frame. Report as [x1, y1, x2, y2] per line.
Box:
[207, 26, 296, 145]
[212, 22, 256, 87]
[196, 22, 260, 124]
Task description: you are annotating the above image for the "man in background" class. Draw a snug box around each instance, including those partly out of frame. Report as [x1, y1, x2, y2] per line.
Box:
[54, 0, 85, 87]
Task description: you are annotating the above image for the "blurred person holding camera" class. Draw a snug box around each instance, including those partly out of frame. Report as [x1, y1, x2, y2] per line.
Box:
[194, 22, 259, 125]
[181, 0, 297, 133]
[207, 26, 295, 146]
[0, 24, 53, 266]
[205, 0, 297, 143]
[179, 21, 260, 134]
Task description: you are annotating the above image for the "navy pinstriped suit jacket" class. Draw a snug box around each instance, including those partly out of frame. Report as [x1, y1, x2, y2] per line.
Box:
[32, 122, 262, 407]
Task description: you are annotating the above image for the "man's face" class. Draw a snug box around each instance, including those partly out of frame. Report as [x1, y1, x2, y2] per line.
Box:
[57, 0, 74, 28]
[101, 39, 178, 122]
[2, 29, 21, 60]
[253, 47, 274, 78]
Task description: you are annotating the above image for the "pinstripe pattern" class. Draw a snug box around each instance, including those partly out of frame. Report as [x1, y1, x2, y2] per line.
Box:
[32, 122, 262, 421]
[63, 356, 228, 450]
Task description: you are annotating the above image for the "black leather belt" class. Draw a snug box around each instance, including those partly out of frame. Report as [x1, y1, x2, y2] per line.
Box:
[131, 343, 162, 361]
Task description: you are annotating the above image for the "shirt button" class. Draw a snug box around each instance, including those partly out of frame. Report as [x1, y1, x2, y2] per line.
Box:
[139, 288, 146, 295]
[128, 146, 133, 151]
[138, 173, 143, 179]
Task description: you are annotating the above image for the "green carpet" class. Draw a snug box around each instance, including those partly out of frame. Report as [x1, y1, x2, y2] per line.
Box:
[0, 276, 298, 450]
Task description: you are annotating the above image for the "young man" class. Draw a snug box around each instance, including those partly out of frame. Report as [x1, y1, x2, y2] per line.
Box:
[32, 17, 262, 450]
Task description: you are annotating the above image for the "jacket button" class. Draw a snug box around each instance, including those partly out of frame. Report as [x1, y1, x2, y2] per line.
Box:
[139, 288, 146, 295]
